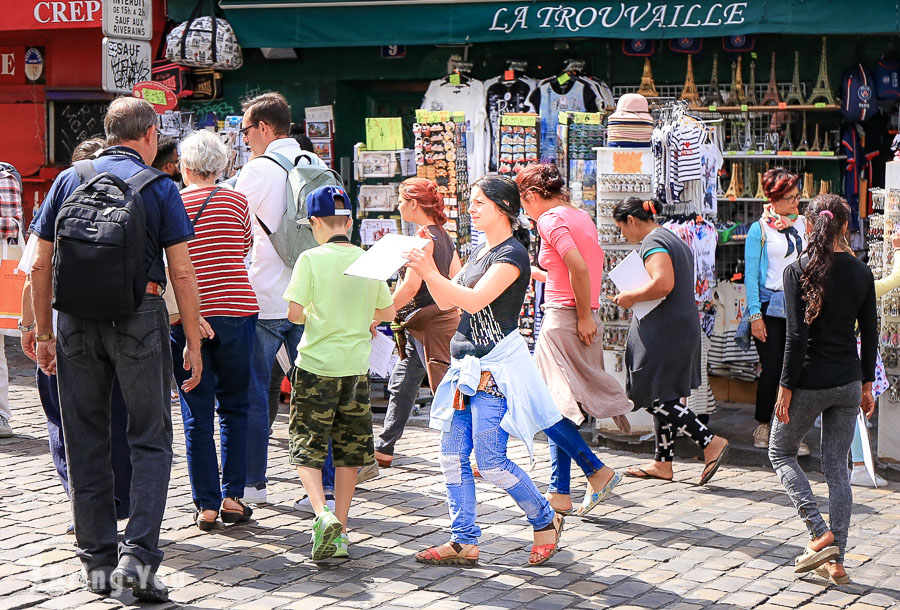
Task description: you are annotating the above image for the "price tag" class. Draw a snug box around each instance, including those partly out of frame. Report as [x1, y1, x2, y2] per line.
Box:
[558, 112, 570, 125]
[708, 105, 717, 112]
[746, 150, 756, 155]
[815, 102, 827, 108]
[558, 72, 571, 85]
[792, 151, 805, 156]
[778, 102, 787, 109]
[751, 52, 758, 59]
[365, 118, 403, 151]
[504, 70, 515, 81]
[740, 104, 748, 112]
[821, 151, 835, 156]
[143, 89, 166, 106]
[449, 73, 461, 85]
[415, 109, 428, 122]
[450, 111, 465, 122]
[501, 114, 537, 127]
[573, 112, 602, 124]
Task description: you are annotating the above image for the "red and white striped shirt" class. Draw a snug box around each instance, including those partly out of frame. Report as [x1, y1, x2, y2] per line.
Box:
[180, 186, 259, 318]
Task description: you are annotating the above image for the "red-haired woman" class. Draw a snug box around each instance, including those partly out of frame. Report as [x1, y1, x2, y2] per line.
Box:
[744, 168, 810, 453]
[374, 178, 462, 468]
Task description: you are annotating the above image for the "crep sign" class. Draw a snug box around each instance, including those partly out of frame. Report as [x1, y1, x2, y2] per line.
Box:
[33, 1, 101, 24]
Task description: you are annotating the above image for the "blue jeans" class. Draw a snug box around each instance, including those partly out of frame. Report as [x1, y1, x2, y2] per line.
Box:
[440, 392, 555, 544]
[171, 315, 257, 510]
[545, 418, 605, 495]
[247, 318, 304, 489]
[36, 369, 132, 519]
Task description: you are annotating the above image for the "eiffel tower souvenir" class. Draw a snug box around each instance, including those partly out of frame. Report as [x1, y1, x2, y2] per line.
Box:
[726, 120, 743, 152]
[807, 37, 837, 106]
[725, 61, 741, 106]
[746, 60, 759, 105]
[741, 162, 754, 197]
[702, 52, 724, 106]
[796, 113, 810, 152]
[784, 51, 806, 105]
[754, 173, 766, 200]
[637, 58, 659, 98]
[680, 55, 701, 106]
[780, 114, 794, 151]
[802, 172, 815, 199]
[723, 162, 741, 200]
[742, 118, 754, 151]
[823, 128, 832, 152]
[760, 52, 781, 106]
[734, 57, 748, 104]
[811, 123, 821, 151]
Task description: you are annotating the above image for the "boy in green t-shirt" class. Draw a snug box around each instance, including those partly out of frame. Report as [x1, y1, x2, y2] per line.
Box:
[283, 185, 395, 560]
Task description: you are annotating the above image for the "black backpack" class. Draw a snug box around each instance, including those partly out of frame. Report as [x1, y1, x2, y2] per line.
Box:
[52, 161, 166, 321]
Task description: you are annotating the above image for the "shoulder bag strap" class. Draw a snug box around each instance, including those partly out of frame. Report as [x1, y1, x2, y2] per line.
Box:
[72, 160, 98, 184]
[191, 186, 222, 226]
[180, 0, 207, 59]
[126, 167, 168, 193]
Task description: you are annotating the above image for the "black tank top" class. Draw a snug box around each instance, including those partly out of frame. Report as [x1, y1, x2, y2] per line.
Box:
[411, 224, 454, 311]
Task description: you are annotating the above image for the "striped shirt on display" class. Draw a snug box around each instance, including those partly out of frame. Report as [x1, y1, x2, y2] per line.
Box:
[180, 186, 259, 318]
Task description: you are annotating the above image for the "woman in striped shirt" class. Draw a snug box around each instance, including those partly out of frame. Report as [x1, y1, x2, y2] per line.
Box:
[174, 130, 260, 531]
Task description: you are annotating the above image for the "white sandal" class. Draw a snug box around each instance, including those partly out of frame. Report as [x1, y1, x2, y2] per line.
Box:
[794, 545, 839, 573]
[814, 563, 850, 585]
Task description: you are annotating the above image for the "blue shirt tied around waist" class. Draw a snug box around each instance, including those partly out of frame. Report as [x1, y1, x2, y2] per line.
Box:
[430, 330, 563, 459]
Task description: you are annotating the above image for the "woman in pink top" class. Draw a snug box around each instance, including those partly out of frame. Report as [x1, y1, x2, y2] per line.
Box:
[517, 164, 632, 517]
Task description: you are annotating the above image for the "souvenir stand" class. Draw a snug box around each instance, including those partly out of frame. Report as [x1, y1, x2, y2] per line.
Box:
[870, 162, 900, 468]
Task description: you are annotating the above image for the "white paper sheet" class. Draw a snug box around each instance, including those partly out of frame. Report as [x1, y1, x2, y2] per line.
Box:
[856, 408, 878, 488]
[369, 330, 396, 378]
[275, 346, 292, 374]
[607, 250, 664, 320]
[344, 233, 430, 282]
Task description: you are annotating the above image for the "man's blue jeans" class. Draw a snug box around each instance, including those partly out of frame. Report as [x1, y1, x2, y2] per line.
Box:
[439, 392, 555, 544]
[171, 315, 257, 510]
[545, 418, 605, 495]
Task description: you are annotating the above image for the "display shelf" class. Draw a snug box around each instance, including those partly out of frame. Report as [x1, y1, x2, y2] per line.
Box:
[722, 153, 846, 160]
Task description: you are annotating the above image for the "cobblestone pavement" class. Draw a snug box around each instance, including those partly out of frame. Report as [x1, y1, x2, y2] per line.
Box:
[2, 341, 900, 610]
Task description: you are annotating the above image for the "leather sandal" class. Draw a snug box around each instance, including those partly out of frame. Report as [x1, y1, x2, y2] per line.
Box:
[529, 514, 564, 566]
[415, 542, 479, 566]
[220, 498, 253, 524]
[195, 510, 217, 532]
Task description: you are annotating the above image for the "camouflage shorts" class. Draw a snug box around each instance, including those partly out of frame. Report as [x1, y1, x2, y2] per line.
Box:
[289, 368, 375, 468]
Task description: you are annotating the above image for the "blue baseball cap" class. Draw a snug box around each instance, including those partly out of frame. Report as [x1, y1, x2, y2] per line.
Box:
[307, 185, 352, 218]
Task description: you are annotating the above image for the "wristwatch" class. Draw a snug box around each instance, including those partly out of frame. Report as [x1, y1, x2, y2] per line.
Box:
[36, 333, 56, 342]
[17, 320, 36, 332]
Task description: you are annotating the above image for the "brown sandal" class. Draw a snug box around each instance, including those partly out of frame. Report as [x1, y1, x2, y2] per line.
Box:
[415, 542, 479, 566]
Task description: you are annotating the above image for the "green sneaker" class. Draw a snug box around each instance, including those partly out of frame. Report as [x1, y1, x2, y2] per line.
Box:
[311, 507, 342, 560]
[332, 533, 349, 559]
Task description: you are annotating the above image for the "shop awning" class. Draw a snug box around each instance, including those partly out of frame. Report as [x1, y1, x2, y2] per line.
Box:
[217, 0, 900, 49]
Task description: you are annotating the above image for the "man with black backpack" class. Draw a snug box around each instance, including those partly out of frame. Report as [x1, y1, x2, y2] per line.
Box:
[234, 91, 335, 504]
[29, 97, 203, 602]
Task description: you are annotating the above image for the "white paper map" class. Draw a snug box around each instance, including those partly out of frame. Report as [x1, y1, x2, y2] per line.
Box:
[607, 250, 664, 320]
[344, 234, 430, 282]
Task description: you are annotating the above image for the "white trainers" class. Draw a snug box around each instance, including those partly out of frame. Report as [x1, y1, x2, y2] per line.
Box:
[243, 486, 267, 504]
[294, 494, 335, 515]
[797, 442, 811, 457]
[850, 465, 887, 487]
[0, 415, 12, 438]
[356, 463, 379, 485]
[753, 423, 770, 449]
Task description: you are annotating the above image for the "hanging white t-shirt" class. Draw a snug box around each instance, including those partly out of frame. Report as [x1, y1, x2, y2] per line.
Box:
[422, 78, 489, 180]
[763, 218, 808, 291]
[699, 137, 723, 216]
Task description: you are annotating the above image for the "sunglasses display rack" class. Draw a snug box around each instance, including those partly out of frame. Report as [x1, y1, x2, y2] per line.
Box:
[557, 112, 606, 219]
[414, 110, 473, 261]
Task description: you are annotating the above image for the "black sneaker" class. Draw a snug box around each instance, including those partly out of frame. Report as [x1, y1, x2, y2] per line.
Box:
[111, 565, 169, 602]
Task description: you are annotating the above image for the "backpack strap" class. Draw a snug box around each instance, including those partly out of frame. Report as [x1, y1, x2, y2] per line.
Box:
[72, 160, 98, 184]
[126, 167, 169, 193]
[260, 151, 295, 172]
[191, 187, 221, 226]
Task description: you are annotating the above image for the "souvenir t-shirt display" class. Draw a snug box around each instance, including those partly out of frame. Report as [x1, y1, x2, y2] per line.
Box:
[450, 237, 531, 359]
[422, 77, 488, 180]
[483, 74, 537, 172]
[528, 77, 599, 163]
[699, 130, 724, 216]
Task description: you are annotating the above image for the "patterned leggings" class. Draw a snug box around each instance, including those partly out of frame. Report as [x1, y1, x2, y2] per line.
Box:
[648, 399, 713, 462]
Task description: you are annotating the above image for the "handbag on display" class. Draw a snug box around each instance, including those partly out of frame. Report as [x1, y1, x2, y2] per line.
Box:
[186, 68, 223, 101]
[165, 0, 243, 71]
[152, 61, 193, 98]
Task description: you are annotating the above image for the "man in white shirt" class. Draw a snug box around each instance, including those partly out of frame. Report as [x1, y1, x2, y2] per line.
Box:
[234, 92, 313, 503]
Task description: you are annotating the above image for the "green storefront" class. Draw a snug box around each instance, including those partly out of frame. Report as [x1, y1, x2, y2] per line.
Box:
[165, 0, 900, 164]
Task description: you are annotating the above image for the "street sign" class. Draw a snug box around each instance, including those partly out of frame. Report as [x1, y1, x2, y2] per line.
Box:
[132, 80, 177, 113]
[101, 37, 151, 94]
[381, 45, 406, 59]
[102, 0, 152, 41]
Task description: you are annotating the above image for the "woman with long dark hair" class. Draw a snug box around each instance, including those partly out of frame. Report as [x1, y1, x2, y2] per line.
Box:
[612, 197, 729, 484]
[744, 168, 810, 453]
[771, 194, 876, 584]
[404, 175, 568, 567]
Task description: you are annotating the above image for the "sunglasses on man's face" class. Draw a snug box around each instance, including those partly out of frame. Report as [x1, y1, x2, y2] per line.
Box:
[239, 123, 259, 135]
